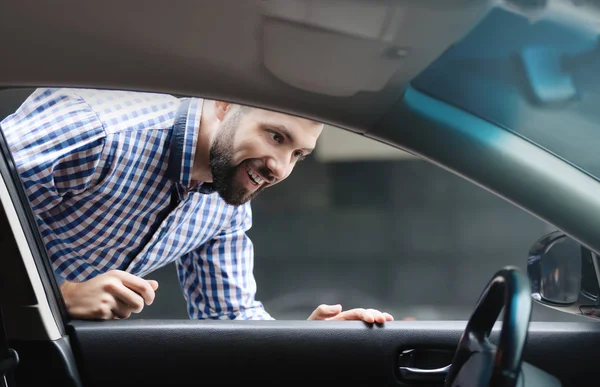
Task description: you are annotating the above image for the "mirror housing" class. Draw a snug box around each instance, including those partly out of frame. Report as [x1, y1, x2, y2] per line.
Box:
[527, 230, 600, 319]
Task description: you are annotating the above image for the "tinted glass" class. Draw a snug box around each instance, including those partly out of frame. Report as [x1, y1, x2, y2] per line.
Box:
[413, 6, 600, 180]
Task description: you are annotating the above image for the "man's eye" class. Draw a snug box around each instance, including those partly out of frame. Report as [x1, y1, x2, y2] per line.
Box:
[269, 131, 284, 144]
[293, 150, 306, 160]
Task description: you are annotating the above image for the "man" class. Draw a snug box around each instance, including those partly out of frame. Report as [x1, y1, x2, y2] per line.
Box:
[1, 88, 393, 323]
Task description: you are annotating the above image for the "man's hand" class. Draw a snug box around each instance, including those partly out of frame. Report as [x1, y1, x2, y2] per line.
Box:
[307, 304, 394, 323]
[60, 270, 159, 320]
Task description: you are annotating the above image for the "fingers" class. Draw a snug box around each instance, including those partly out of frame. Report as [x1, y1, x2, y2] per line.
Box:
[307, 304, 342, 320]
[316, 304, 342, 317]
[61, 271, 158, 321]
[108, 270, 157, 305]
[308, 304, 395, 323]
[380, 313, 394, 322]
[327, 308, 369, 322]
[112, 299, 134, 319]
[328, 308, 395, 323]
[147, 279, 159, 291]
[102, 277, 145, 313]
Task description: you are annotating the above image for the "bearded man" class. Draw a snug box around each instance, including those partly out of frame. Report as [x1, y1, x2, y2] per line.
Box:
[1, 88, 393, 324]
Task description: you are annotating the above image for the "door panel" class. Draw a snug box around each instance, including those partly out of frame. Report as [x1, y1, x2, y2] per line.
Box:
[20, 319, 594, 387]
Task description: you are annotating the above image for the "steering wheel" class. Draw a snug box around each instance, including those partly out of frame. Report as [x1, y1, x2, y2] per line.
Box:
[445, 266, 532, 387]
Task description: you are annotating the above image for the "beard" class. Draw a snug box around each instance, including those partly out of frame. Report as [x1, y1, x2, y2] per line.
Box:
[209, 111, 268, 206]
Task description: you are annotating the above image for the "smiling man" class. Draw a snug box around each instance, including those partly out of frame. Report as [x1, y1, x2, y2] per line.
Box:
[196, 102, 319, 206]
[0, 88, 393, 323]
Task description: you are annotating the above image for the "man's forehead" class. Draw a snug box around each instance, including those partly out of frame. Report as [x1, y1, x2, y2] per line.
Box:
[250, 106, 322, 130]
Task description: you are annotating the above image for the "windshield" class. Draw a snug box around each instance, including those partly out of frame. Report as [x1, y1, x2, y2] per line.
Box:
[412, 6, 600, 180]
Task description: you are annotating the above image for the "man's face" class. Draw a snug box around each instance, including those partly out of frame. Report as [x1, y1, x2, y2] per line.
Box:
[209, 106, 323, 206]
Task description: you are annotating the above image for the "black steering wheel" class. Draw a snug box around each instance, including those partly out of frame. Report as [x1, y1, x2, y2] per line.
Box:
[445, 266, 532, 387]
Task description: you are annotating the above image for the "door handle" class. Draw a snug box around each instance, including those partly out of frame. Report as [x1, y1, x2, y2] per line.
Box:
[398, 364, 451, 382]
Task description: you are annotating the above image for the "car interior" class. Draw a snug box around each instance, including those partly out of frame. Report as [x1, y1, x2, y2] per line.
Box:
[3, 0, 600, 386]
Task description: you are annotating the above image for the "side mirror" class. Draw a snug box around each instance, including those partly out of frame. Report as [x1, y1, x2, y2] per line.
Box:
[527, 230, 600, 319]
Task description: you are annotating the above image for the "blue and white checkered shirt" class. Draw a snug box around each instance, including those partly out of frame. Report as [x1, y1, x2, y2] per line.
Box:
[1, 88, 273, 320]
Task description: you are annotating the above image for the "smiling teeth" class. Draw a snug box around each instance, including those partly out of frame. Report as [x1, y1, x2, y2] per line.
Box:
[246, 165, 263, 185]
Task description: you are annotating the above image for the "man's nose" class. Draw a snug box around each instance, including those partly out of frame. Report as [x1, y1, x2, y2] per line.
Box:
[266, 157, 289, 181]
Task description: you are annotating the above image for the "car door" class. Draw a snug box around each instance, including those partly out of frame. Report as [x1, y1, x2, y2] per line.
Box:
[3, 1, 600, 387]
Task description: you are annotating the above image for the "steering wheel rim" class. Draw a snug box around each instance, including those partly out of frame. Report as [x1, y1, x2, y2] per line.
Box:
[445, 266, 532, 387]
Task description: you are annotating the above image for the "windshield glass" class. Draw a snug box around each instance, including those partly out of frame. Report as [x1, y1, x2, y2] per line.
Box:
[412, 5, 600, 180]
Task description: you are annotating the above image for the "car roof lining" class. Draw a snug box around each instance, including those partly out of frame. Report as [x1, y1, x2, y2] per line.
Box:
[0, 0, 496, 133]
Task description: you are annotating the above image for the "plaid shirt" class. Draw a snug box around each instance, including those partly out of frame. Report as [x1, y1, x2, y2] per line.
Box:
[1, 88, 273, 320]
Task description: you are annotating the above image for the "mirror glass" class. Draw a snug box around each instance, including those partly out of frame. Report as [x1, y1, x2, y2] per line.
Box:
[528, 232, 600, 320]
[539, 237, 582, 304]
[528, 235, 583, 305]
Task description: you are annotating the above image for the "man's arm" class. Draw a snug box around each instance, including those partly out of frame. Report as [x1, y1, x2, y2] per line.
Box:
[1, 88, 107, 215]
[174, 201, 394, 322]
[0, 88, 158, 320]
[176, 202, 274, 320]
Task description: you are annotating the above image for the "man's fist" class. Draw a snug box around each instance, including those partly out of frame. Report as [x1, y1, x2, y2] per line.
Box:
[307, 304, 394, 323]
[60, 270, 159, 320]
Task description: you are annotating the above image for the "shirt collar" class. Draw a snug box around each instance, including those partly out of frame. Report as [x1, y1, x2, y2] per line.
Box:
[166, 97, 216, 194]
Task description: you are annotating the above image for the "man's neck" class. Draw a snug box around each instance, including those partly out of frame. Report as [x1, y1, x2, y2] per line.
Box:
[191, 102, 216, 183]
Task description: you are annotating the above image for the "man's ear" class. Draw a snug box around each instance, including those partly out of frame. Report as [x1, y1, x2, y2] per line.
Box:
[214, 101, 232, 122]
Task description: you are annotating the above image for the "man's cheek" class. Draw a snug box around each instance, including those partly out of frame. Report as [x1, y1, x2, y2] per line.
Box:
[281, 167, 294, 182]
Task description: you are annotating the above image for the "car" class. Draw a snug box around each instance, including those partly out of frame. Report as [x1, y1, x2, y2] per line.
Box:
[2, 0, 600, 386]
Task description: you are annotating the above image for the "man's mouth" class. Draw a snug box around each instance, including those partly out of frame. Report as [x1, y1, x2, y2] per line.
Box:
[245, 164, 264, 186]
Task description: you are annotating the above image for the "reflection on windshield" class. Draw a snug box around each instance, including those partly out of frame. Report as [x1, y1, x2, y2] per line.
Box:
[412, 6, 600, 180]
